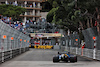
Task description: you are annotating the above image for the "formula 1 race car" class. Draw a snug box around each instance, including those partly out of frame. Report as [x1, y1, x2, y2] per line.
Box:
[53, 52, 77, 63]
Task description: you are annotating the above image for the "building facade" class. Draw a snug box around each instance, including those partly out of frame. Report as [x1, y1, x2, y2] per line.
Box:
[0, 0, 42, 22]
[42, 0, 47, 2]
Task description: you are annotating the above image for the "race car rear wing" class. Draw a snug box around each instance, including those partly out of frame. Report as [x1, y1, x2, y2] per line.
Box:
[58, 52, 70, 54]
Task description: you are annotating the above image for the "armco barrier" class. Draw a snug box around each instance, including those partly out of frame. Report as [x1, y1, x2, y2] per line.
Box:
[0, 20, 30, 63]
[63, 32, 100, 61]
[96, 50, 100, 60]
[61, 46, 65, 51]
[70, 47, 76, 54]
[60, 28, 100, 61]
[64, 47, 100, 60]
[82, 48, 93, 58]
[3, 51, 11, 61]
[77, 48, 81, 55]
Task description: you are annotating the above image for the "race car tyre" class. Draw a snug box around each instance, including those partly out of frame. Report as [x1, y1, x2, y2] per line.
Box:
[53, 56, 59, 62]
[75, 56, 77, 62]
[70, 57, 75, 62]
[65, 59, 68, 62]
[52, 47, 53, 49]
[64, 56, 68, 62]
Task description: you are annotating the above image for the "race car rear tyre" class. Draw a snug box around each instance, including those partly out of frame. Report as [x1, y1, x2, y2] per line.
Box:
[53, 56, 59, 62]
[75, 56, 77, 62]
[70, 57, 75, 62]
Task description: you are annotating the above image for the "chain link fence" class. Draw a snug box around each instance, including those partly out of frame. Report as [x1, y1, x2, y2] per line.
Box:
[0, 20, 30, 63]
[63, 27, 100, 61]
[82, 27, 98, 49]
[60, 33, 80, 51]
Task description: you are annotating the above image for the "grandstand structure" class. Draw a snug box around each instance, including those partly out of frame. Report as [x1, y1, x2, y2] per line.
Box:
[0, 0, 42, 22]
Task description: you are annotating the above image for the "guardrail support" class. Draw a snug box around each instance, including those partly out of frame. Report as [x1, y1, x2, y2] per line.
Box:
[76, 47, 78, 54]
[93, 36, 97, 59]
[2, 51, 4, 62]
[10, 50, 12, 59]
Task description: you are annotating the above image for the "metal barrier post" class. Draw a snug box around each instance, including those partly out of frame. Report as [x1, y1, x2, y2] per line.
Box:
[1, 35, 7, 62]
[93, 36, 97, 59]
[24, 39, 26, 52]
[75, 39, 78, 54]
[2, 51, 4, 62]
[0, 35, 2, 63]
[19, 39, 22, 54]
[69, 40, 71, 53]
[76, 47, 78, 54]
[10, 37, 14, 58]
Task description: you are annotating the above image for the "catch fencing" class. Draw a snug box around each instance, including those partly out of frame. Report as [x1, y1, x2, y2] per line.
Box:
[0, 20, 30, 63]
[61, 34, 80, 51]
[62, 28, 100, 60]
[82, 27, 98, 49]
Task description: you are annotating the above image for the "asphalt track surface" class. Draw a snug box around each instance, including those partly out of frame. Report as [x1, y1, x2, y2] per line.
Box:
[0, 49, 100, 67]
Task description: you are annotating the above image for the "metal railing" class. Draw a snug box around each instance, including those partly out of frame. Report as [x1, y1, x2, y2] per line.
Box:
[61, 29, 100, 61]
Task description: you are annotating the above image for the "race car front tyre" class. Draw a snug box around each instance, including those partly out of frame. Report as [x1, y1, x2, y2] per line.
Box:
[70, 56, 77, 62]
[53, 56, 59, 62]
[65, 59, 68, 62]
[64, 57, 68, 62]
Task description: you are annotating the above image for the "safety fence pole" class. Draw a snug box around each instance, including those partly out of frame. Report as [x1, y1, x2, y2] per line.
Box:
[93, 36, 97, 59]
